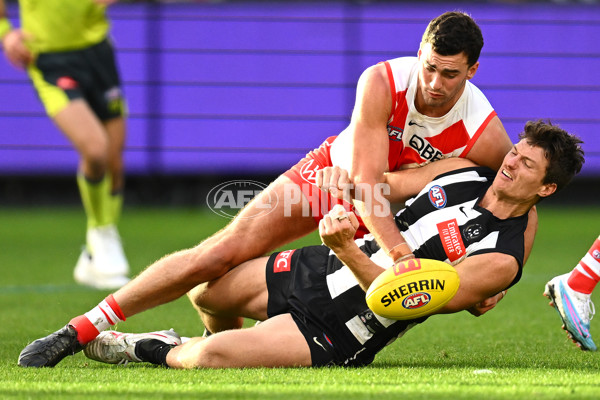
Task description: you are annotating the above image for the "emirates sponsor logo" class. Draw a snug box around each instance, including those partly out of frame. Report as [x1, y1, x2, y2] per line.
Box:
[437, 219, 466, 262]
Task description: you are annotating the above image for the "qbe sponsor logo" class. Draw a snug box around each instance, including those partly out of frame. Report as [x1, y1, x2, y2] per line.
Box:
[408, 135, 443, 162]
[206, 180, 277, 219]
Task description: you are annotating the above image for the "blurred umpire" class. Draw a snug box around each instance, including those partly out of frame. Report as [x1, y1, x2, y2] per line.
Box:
[0, 0, 130, 289]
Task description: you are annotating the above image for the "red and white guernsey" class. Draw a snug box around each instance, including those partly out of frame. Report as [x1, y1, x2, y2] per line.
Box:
[331, 56, 497, 171]
[284, 56, 497, 235]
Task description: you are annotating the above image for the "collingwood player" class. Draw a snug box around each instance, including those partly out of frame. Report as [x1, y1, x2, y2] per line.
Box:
[73, 120, 584, 369]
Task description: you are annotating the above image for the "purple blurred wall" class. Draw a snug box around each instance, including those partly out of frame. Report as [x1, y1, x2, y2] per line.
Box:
[0, 2, 598, 176]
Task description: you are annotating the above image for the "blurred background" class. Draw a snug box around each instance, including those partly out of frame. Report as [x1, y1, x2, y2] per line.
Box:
[0, 0, 598, 208]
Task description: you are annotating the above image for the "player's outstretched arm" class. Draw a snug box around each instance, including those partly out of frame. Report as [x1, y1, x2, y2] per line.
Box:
[437, 253, 518, 315]
[318, 157, 473, 205]
[383, 157, 475, 204]
[341, 64, 407, 259]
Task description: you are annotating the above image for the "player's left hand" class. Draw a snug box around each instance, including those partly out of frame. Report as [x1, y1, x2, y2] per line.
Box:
[319, 204, 359, 252]
[468, 290, 507, 316]
[316, 166, 353, 201]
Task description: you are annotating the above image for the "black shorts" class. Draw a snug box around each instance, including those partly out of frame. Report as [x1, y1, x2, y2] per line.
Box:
[30, 38, 126, 120]
[266, 246, 375, 367]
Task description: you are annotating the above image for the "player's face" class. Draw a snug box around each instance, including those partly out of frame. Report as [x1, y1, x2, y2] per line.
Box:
[494, 139, 555, 203]
[416, 43, 478, 117]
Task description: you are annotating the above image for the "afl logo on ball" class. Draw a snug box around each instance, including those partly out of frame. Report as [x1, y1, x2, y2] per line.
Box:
[428, 185, 447, 209]
[402, 292, 431, 309]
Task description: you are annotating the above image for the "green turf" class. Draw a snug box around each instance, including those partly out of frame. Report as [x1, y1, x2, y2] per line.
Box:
[1, 205, 600, 399]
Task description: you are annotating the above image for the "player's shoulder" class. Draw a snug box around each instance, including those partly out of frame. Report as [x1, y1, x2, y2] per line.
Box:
[464, 80, 493, 105]
[383, 56, 418, 69]
[381, 57, 419, 78]
[357, 62, 394, 96]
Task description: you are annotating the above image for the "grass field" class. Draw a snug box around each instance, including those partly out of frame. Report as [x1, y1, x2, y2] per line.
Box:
[1, 205, 600, 399]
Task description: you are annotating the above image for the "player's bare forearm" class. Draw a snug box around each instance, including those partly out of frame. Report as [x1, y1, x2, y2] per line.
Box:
[355, 199, 410, 260]
[438, 254, 517, 314]
[334, 242, 385, 292]
[320, 207, 385, 291]
[383, 158, 474, 203]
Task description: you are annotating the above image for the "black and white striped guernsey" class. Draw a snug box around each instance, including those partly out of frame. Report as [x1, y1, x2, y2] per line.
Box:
[319, 166, 528, 365]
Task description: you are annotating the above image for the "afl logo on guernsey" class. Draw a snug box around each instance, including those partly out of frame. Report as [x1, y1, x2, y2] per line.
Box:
[428, 185, 447, 209]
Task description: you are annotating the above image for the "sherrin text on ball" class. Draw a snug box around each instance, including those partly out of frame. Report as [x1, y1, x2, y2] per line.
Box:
[365, 258, 460, 320]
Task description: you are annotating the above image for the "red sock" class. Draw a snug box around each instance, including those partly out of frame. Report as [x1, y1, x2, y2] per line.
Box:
[68, 294, 126, 345]
[566, 237, 600, 294]
[69, 315, 100, 345]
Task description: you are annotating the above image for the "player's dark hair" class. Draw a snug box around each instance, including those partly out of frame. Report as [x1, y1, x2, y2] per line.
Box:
[421, 11, 484, 67]
[519, 119, 585, 193]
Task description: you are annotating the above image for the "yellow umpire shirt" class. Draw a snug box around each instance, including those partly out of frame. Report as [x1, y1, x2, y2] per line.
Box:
[19, 0, 109, 53]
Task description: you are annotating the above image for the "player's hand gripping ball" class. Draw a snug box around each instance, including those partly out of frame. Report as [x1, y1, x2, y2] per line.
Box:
[366, 258, 460, 319]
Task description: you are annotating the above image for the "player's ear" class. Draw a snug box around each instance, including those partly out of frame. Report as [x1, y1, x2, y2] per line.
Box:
[466, 61, 479, 80]
[538, 182, 557, 199]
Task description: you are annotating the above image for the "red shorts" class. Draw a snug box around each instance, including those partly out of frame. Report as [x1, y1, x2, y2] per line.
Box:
[283, 136, 369, 239]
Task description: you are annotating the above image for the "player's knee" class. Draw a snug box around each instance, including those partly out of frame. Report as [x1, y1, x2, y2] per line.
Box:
[187, 238, 239, 279]
[81, 148, 108, 177]
[187, 283, 210, 310]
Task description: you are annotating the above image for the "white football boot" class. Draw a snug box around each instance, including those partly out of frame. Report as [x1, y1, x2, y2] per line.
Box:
[73, 247, 94, 286]
[86, 225, 130, 288]
[84, 330, 182, 365]
[74, 246, 130, 290]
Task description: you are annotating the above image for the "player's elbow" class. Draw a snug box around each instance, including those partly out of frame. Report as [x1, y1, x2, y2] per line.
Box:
[349, 170, 384, 187]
